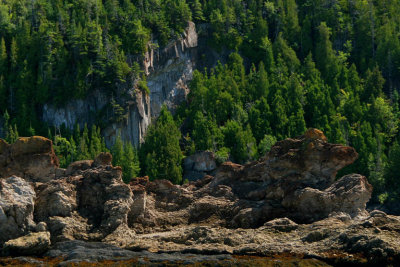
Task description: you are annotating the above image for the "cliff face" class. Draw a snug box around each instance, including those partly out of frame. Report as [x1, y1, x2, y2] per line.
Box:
[42, 22, 198, 146]
[145, 21, 198, 116]
[103, 90, 151, 147]
[42, 90, 109, 131]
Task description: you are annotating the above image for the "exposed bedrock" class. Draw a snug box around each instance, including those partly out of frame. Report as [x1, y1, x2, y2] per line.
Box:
[0, 137, 59, 182]
[145, 21, 198, 117]
[3, 130, 400, 265]
[0, 176, 36, 244]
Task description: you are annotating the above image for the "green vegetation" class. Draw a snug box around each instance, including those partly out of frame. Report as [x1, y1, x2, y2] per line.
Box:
[112, 134, 141, 183]
[139, 106, 183, 184]
[0, 0, 400, 204]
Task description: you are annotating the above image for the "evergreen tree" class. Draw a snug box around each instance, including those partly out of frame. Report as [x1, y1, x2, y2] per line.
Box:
[140, 106, 183, 184]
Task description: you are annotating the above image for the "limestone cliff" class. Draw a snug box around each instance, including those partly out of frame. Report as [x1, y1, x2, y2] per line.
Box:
[42, 22, 199, 147]
[145, 21, 198, 116]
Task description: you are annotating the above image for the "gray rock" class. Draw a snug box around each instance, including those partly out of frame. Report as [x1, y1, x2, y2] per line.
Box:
[282, 174, 372, 222]
[184, 151, 217, 173]
[146, 21, 198, 117]
[0, 176, 36, 244]
[65, 160, 93, 176]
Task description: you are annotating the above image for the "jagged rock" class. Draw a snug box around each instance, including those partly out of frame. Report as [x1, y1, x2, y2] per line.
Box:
[121, 129, 369, 230]
[34, 165, 132, 242]
[3, 232, 50, 256]
[3, 129, 400, 266]
[282, 174, 372, 222]
[0, 176, 36, 244]
[146, 21, 198, 116]
[34, 178, 78, 222]
[0, 137, 59, 182]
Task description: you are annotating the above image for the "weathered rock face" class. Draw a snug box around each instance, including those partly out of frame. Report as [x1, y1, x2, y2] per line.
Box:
[282, 174, 372, 222]
[42, 89, 109, 130]
[123, 129, 368, 233]
[0, 137, 59, 182]
[183, 151, 217, 181]
[103, 90, 151, 147]
[2, 129, 400, 265]
[146, 21, 198, 116]
[0, 176, 36, 244]
[3, 232, 51, 256]
[34, 158, 132, 243]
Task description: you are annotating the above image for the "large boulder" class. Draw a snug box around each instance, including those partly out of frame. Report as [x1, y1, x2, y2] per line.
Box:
[35, 165, 133, 242]
[184, 151, 217, 173]
[0, 137, 59, 182]
[3, 232, 51, 256]
[282, 174, 373, 222]
[34, 178, 78, 222]
[184, 151, 217, 181]
[0, 176, 36, 244]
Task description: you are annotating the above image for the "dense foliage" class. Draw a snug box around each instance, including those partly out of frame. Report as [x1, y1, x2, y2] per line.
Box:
[140, 106, 183, 184]
[1, 0, 400, 204]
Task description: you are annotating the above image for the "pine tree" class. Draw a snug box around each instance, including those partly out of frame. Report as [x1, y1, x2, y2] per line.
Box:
[89, 125, 102, 158]
[121, 142, 140, 183]
[385, 141, 400, 196]
[189, 0, 204, 22]
[112, 134, 124, 168]
[140, 106, 183, 184]
[315, 22, 338, 85]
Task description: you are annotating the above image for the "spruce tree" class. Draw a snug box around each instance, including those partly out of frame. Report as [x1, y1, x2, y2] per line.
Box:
[140, 106, 183, 184]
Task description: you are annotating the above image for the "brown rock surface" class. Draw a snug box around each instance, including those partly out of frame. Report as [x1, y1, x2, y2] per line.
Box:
[1, 129, 400, 265]
[0, 137, 59, 182]
[34, 165, 132, 243]
[3, 232, 50, 256]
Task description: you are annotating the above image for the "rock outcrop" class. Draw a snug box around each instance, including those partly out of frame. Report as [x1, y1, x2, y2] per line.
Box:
[0, 137, 59, 182]
[0, 176, 36, 244]
[3, 232, 51, 256]
[1, 129, 400, 265]
[34, 155, 133, 243]
[103, 89, 151, 147]
[42, 89, 109, 131]
[183, 151, 217, 181]
[146, 21, 198, 116]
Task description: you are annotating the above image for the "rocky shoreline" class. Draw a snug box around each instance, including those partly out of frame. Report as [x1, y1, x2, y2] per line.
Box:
[1, 129, 400, 266]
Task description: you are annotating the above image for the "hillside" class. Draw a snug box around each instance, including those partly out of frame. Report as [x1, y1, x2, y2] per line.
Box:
[1, 0, 400, 205]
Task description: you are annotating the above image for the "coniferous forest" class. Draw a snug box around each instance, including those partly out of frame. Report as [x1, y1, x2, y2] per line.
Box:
[1, 0, 400, 205]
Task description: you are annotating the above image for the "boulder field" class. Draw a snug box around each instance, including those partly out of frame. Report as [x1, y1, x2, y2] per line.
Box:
[1, 129, 400, 266]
